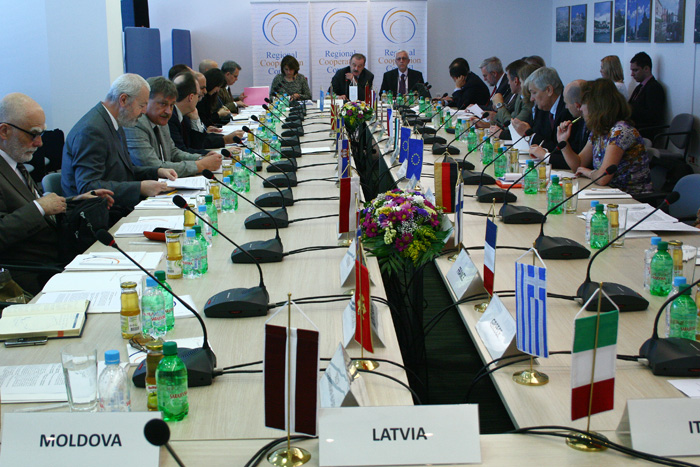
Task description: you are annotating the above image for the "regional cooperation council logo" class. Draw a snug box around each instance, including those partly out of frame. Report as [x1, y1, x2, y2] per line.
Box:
[381, 8, 418, 44]
[321, 9, 359, 45]
[262, 10, 300, 46]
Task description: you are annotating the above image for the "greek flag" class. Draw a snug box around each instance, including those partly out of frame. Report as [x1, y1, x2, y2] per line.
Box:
[515, 262, 548, 358]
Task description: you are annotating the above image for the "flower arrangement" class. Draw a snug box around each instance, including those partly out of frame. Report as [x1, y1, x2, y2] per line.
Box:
[341, 101, 373, 133]
[359, 189, 450, 275]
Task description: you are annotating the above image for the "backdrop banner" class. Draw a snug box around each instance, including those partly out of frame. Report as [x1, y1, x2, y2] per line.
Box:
[369, 2, 428, 84]
[251, 3, 311, 96]
[310, 2, 369, 95]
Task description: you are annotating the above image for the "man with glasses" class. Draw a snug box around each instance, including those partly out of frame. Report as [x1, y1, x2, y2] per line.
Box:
[330, 53, 374, 101]
[219, 60, 248, 113]
[125, 76, 221, 177]
[0, 93, 113, 293]
[62, 74, 176, 219]
[379, 50, 428, 98]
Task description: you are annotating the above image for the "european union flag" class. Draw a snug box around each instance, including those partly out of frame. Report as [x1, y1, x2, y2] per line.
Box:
[399, 127, 411, 163]
[406, 138, 424, 181]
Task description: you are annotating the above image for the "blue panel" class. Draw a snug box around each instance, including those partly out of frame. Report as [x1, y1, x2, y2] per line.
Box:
[172, 29, 192, 68]
[121, 0, 135, 30]
[124, 27, 162, 79]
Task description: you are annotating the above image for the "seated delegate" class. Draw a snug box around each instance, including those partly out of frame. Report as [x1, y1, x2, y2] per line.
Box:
[556, 78, 652, 195]
[270, 55, 311, 101]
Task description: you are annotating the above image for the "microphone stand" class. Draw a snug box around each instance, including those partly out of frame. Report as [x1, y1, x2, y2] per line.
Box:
[232, 137, 295, 207]
[534, 166, 618, 260]
[95, 230, 217, 387]
[576, 192, 680, 312]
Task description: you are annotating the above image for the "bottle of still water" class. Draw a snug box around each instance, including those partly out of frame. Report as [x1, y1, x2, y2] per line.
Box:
[154, 270, 174, 331]
[221, 176, 237, 212]
[643, 236, 662, 290]
[192, 225, 209, 274]
[197, 205, 213, 246]
[98, 350, 131, 412]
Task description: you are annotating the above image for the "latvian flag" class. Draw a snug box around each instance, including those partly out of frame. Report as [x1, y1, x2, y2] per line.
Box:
[338, 176, 360, 234]
[454, 182, 464, 247]
[264, 324, 320, 435]
[515, 261, 548, 358]
[354, 258, 373, 353]
[571, 309, 618, 420]
[483, 218, 497, 295]
[434, 159, 459, 212]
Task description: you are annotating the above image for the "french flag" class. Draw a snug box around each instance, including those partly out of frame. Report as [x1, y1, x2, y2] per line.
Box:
[483, 218, 497, 295]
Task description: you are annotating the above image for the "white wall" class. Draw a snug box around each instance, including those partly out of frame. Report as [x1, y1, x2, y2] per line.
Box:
[0, 0, 123, 133]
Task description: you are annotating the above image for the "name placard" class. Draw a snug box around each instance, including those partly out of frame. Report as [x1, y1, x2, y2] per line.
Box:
[319, 404, 480, 466]
[0, 412, 160, 466]
[475, 294, 517, 360]
[342, 299, 385, 349]
[617, 398, 700, 456]
[446, 249, 484, 300]
[339, 239, 357, 287]
[319, 344, 370, 408]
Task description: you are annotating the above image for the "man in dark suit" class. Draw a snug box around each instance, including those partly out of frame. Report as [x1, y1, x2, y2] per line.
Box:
[62, 74, 176, 218]
[379, 50, 428, 97]
[628, 52, 666, 140]
[443, 60, 490, 110]
[0, 93, 113, 293]
[480, 57, 511, 109]
[330, 53, 374, 101]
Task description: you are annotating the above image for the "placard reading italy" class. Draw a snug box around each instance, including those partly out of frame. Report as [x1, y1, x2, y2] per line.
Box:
[369, 2, 428, 81]
[251, 3, 310, 94]
[310, 3, 368, 95]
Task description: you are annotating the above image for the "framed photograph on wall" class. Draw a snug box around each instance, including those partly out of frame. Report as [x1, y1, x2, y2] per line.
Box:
[556, 6, 571, 41]
[614, 0, 626, 41]
[571, 4, 588, 42]
[695, 0, 700, 42]
[654, 0, 685, 42]
[627, 0, 652, 42]
[595, 2, 613, 42]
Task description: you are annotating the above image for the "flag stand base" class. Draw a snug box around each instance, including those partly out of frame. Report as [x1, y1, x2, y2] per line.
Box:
[447, 252, 459, 262]
[353, 359, 379, 371]
[512, 369, 549, 386]
[267, 446, 312, 466]
[565, 431, 608, 452]
[474, 302, 489, 313]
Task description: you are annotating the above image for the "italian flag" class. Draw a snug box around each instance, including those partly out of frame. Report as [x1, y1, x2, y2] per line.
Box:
[570, 309, 618, 421]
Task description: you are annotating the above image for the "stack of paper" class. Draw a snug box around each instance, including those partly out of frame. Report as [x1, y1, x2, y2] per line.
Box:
[164, 176, 207, 190]
[64, 252, 163, 271]
[0, 363, 67, 403]
[578, 188, 632, 200]
[114, 215, 184, 237]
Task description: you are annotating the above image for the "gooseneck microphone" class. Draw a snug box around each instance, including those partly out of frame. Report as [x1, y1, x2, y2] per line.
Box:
[256, 109, 303, 139]
[459, 129, 496, 180]
[499, 141, 567, 224]
[144, 419, 186, 467]
[251, 114, 301, 158]
[172, 195, 271, 317]
[95, 230, 216, 386]
[576, 191, 680, 312]
[534, 165, 618, 260]
[469, 129, 534, 196]
[236, 132, 297, 187]
[226, 143, 294, 208]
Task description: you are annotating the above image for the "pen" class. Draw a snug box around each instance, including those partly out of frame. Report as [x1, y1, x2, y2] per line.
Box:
[571, 116, 581, 124]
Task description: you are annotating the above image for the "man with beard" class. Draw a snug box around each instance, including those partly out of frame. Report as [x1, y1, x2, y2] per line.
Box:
[0, 93, 113, 293]
[61, 74, 176, 218]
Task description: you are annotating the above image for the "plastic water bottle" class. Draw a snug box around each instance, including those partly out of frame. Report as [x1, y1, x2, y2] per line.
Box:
[270, 136, 281, 162]
[669, 286, 697, 339]
[156, 341, 188, 422]
[523, 160, 538, 194]
[547, 175, 564, 214]
[154, 270, 174, 331]
[494, 147, 507, 178]
[650, 241, 673, 296]
[242, 148, 256, 174]
[233, 163, 247, 192]
[585, 200, 600, 242]
[589, 204, 609, 249]
[98, 350, 131, 412]
[204, 194, 218, 236]
[481, 136, 493, 164]
[141, 277, 166, 339]
[182, 229, 201, 279]
[197, 205, 213, 246]
[643, 236, 663, 290]
[192, 225, 209, 274]
[466, 126, 477, 152]
[666, 276, 687, 336]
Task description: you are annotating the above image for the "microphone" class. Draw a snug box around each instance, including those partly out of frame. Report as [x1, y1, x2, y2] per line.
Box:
[95, 230, 216, 386]
[418, 114, 449, 144]
[144, 419, 186, 467]
[251, 114, 302, 158]
[432, 114, 489, 156]
[255, 110, 302, 141]
[227, 140, 294, 208]
[576, 191, 680, 312]
[534, 165, 618, 260]
[465, 129, 533, 187]
[236, 132, 297, 183]
[261, 105, 304, 137]
[639, 274, 700, 376]
[499, 141, 567, 224]
[234, 129, 297, 173]
[171, 195, 270, 317]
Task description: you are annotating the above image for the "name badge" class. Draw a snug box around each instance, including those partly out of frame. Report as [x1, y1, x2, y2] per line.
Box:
[617, 398, 700, 456]
[0, 412, 160, 466]
[319, 405, 481, 466]
[446, 250, 484, 299]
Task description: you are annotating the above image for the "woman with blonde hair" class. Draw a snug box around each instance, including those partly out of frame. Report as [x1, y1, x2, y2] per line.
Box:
[600, 55, 627, 98]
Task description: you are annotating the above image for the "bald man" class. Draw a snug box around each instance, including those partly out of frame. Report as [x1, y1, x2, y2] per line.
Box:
[0, 93, 113, 293]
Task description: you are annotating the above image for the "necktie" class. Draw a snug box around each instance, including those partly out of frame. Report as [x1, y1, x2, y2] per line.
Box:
[399, 74, 406, 95]
[630, 83, 643, 102]
[549, 113, 555, 131]
[16, 162, 36, 195]
[153, 126, 166, 162]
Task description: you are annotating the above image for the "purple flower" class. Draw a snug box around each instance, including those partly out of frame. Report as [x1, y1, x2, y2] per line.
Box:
[395, 233, 413, 252]
[364, 221, 379, 237]
[416, 208, 428, 217]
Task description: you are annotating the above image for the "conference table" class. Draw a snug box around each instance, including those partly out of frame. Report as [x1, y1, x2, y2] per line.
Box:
[2, 105, 699, 466]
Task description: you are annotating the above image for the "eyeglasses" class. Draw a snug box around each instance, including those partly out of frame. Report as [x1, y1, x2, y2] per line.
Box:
[396, 57, 409, 61]
[1, 122, 45, 140]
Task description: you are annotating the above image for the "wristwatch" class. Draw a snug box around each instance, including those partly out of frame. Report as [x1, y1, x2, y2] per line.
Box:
[494, 102, 504, 110]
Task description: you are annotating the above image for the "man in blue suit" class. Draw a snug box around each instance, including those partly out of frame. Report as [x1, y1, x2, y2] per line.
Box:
[61, 74, 176, 218]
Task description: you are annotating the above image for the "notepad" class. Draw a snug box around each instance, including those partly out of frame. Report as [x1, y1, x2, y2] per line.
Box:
[0, 300, 89, 340]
